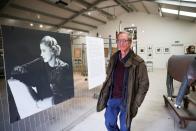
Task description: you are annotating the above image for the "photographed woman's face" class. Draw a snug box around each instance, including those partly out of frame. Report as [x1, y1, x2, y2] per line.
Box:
[40, 43, 55, 63]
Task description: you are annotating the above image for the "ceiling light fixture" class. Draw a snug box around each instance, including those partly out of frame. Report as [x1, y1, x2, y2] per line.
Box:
[37, 14, 40, 19]
[30, 23, 34, 27]
[39, 24, 43, 28]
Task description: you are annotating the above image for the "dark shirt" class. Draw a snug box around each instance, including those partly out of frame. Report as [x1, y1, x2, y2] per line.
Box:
[112, 54, 126, 98]
[45, 58, 71, 104]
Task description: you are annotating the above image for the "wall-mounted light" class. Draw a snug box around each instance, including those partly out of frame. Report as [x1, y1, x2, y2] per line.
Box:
[29, 23, 34, 26]
[39, 24, 43, 28]
[37, 14, 40, 19]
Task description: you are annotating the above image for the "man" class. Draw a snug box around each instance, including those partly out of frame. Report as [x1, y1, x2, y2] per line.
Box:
[97, 31, 149, 131]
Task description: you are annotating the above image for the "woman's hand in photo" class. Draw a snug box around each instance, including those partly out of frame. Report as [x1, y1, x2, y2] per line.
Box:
[12, 66, 27, 75]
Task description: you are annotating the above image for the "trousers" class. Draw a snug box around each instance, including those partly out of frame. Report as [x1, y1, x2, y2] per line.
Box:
[176, 76, 190, 106]
[104, 98, 130, 131]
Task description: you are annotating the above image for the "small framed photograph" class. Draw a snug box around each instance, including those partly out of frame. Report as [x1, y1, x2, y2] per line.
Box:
[147, 45, 153, 53]
[74, 48, 82, 58]
[147, 52, 153, 59]
[155, 47, 162, 54]
[163, 47, 170, 54]
[138, 47, 145, 54]
[104, 48, 109, 57]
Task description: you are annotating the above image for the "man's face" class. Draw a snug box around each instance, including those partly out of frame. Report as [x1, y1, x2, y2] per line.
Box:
[117, 33, 131, 53]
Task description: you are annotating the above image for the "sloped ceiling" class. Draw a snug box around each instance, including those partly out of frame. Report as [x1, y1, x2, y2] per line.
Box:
[0, 0, 196, 34]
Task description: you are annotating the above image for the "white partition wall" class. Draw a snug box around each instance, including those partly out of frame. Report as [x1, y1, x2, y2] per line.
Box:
[86, 36, 106, 89]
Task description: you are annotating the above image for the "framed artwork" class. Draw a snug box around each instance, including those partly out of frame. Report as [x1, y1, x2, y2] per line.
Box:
[104, 48, 117, 57]
[74, 48, 81, 58]
[138, 47, 145, 54]
[163, 47, 170, 54]
[147, 45, 153, 53]
[155, 47, 162, 54]
[147, 52, 153, 59]
[104, 48, 109, 57]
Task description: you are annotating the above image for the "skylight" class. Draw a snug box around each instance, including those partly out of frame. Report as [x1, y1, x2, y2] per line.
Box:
[161, 8, 178, 15]
[180, 10, 196, 17]
[181, 0, 196, 2]
[161, 7, 196, 17]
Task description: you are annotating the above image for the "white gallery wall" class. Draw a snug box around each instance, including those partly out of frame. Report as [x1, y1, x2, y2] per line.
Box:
[89, 12, 196, 69]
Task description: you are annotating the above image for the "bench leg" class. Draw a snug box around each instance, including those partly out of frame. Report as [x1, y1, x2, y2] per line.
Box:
[179, 119, 188, 129]
[183, 97, 189, 109]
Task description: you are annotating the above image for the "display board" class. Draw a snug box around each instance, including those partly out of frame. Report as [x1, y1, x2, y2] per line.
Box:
[86, 36, 106, 89]
[2, 26, 74, 122]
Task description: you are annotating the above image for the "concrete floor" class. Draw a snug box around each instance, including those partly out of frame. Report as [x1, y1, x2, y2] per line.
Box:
[70, 69, 196, 131]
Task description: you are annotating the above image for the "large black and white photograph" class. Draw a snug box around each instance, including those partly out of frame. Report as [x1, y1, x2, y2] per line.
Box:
[2, 26, 74, 123]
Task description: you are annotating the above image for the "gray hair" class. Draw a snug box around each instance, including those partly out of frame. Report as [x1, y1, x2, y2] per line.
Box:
[117, 31, 132, 43]
[40, 36, 61, 56]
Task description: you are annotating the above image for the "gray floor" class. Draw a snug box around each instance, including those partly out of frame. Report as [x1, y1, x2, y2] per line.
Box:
[70, 69, 196, 131]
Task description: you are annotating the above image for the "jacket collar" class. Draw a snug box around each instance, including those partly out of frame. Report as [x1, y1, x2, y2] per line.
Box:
[116, 49, 135, 67]
[124, 50, 135, 67]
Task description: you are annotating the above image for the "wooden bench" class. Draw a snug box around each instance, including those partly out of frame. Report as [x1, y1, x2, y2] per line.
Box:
[163, 94, 196, 128]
